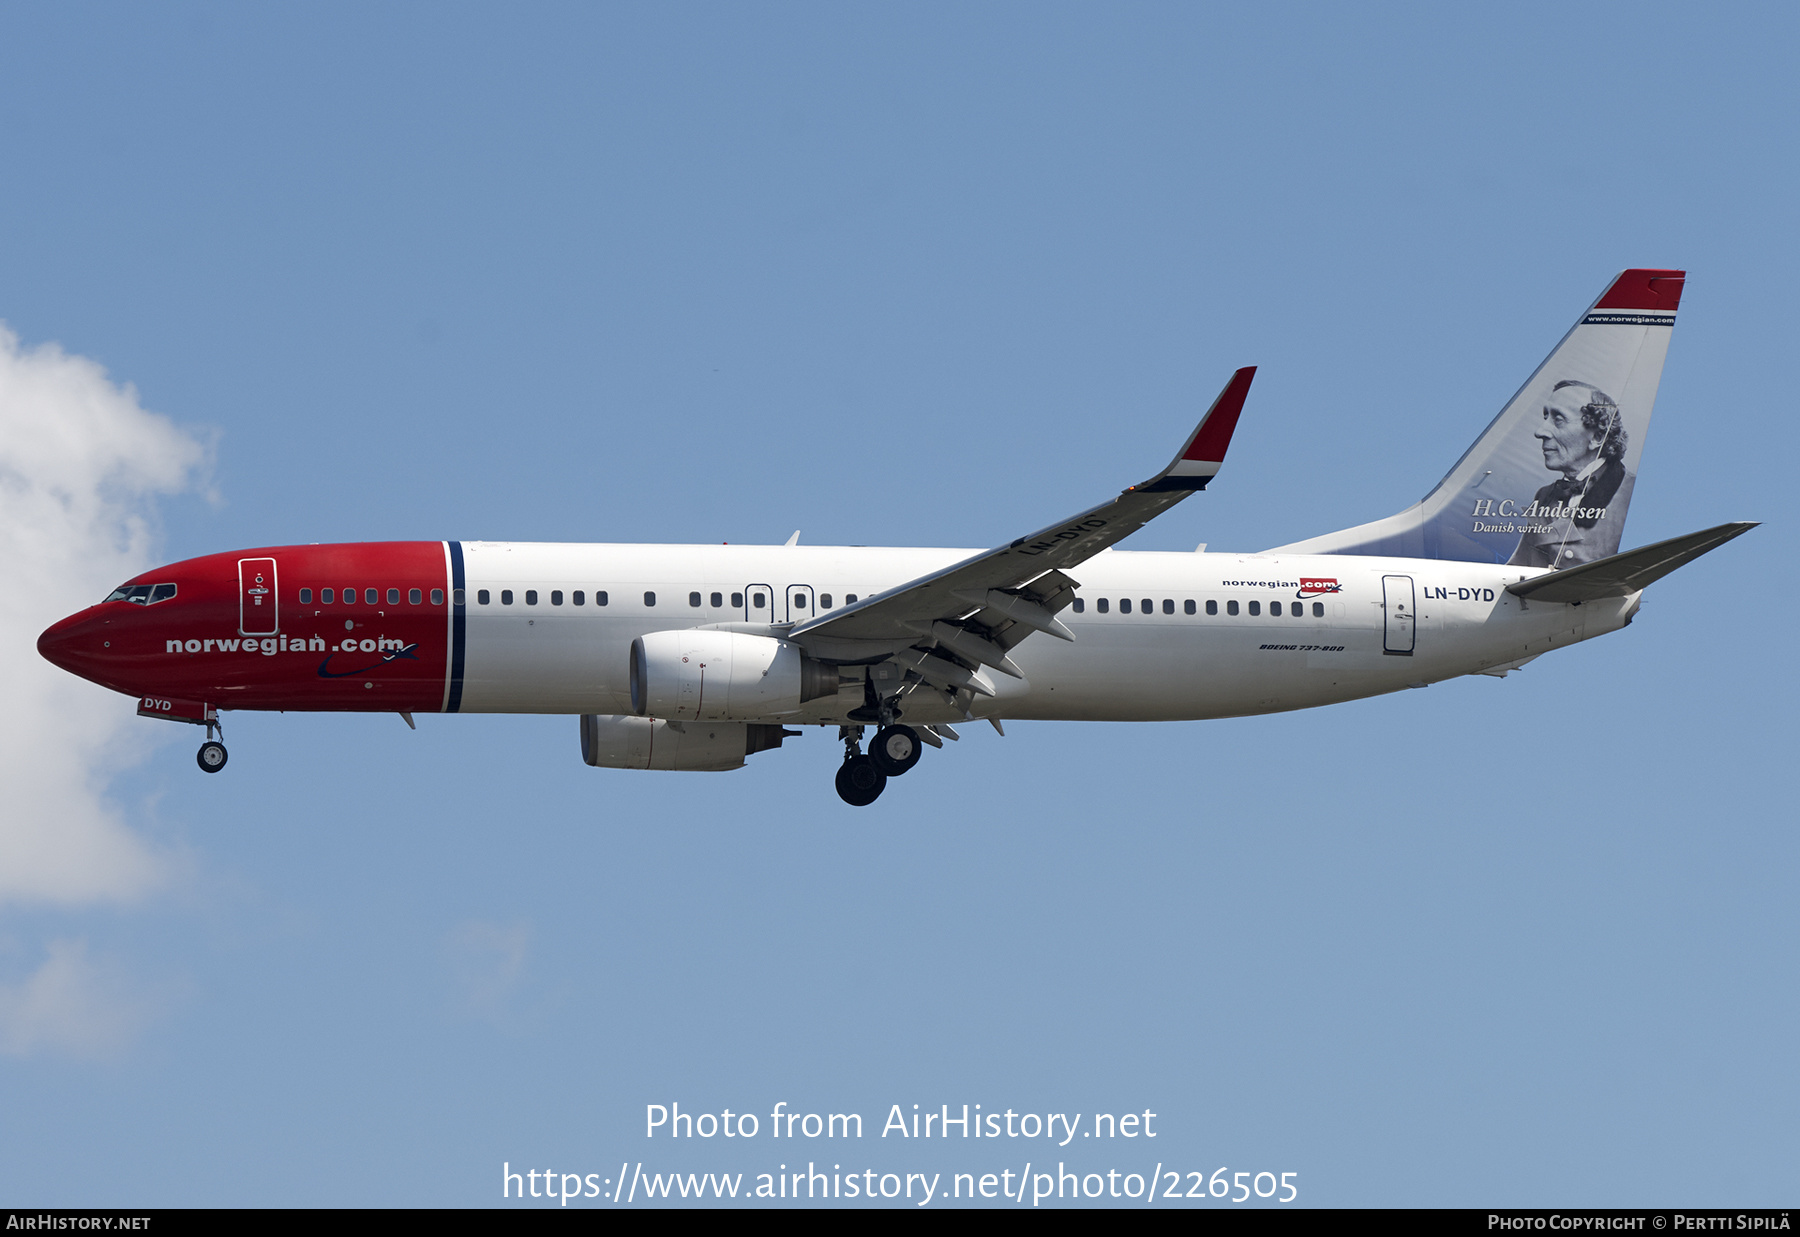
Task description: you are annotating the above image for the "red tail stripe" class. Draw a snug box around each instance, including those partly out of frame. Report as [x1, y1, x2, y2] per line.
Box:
[1594, 269, 1685, 312]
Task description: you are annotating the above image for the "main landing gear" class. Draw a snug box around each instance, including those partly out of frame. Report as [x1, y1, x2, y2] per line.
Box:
[196, 717, 227, 774]
[834, 724, 923, 806]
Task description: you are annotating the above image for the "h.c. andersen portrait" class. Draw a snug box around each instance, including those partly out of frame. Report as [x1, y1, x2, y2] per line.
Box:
[1506, 380, 1634, 568]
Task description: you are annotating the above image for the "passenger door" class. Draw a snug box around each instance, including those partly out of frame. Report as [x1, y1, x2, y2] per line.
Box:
[1382, 574, 1415, 655]
[239, 557, 279, 636]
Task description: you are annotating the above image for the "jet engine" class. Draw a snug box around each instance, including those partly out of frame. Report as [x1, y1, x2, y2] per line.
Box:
[629, 630, 839, 721]
[579, 713, 797, 771]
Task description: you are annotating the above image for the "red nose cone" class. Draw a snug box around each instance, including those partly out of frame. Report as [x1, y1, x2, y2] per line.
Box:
[38, 609, 99, 678]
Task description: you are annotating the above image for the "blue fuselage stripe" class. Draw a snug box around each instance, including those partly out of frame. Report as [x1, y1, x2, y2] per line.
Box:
[447, 541, 467, 713]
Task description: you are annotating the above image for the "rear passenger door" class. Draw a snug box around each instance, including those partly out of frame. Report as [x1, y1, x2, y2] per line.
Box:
[1382, 574, 1415, 655]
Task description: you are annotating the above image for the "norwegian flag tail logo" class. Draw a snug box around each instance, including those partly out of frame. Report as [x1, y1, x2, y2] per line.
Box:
[1297, 577, 1342, 598]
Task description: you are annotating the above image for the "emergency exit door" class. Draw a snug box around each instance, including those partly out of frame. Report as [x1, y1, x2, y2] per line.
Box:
[1382, 574, 1415, 656]
[239, 557, 279, 636]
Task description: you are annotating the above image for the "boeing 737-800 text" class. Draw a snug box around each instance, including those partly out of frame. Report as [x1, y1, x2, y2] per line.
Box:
[38, 269, 1754, 804]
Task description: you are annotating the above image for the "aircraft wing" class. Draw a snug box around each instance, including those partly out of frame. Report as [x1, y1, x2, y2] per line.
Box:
[1505, 521, 1758, 604]
[787, 367, 1255, 696]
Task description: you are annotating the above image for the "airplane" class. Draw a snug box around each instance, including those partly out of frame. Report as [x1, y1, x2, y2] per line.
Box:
[37, 268, 1755, 806]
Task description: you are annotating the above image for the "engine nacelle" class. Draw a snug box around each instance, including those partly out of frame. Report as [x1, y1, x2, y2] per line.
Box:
[579, 714, 797, 771]
[629, 630, 838, 721]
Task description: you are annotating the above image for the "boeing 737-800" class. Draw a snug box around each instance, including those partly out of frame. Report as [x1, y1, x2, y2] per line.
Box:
[38, 268, 1753, 804]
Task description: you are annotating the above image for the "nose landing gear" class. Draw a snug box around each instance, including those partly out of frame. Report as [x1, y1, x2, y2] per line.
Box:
[196, 717, 227, 774]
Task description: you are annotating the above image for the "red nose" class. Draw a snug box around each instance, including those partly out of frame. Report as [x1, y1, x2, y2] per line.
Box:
[38, 609, 101, 679]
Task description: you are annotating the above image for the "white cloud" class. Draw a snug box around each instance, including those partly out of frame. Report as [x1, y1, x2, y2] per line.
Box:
[445, 919, 531, 1020]
[0, 324, 208, 906]
[0, 937, 156, 1059]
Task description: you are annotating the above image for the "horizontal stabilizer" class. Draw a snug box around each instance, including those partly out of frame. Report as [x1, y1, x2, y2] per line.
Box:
[1506, 522, 1757, 603]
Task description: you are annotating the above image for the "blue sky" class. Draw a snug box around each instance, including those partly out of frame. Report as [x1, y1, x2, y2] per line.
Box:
[0, 2, 1793, 1207]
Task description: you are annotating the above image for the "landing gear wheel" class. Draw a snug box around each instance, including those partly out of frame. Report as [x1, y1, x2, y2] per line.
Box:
[197, 741, 228, 773]
[835, 754, 887, 806]
[868, 725, 922, 777]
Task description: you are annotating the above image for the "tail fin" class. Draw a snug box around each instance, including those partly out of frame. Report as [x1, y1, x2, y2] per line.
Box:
[1271, 269, 1684, 567]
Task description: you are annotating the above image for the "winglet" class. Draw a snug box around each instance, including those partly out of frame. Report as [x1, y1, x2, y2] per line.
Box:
[1143, 366, 1256, 491]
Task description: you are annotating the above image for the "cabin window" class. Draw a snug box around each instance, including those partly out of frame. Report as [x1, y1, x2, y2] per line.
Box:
[1248, 600, 1261, 616]
[322, 588, 334, 603]
[1097, 598, 1110, 614]
[299, 588, 312, 604]
[572, 590, 584, 605]
[689, 592, 702, 608]
[551, 591, 563, 606]
[597, 591, 608, 606]
[751, 592, 765, 609]
[1226, 600, 1238, 616]
[711, 592, 724, 608]
[846, 594, 858, 604]
[433, 589, 445, 605]
[385, 588, 398, 604]
[409, 588, 422, 604]
[731, 592, 743, 607]
[819, 594, 832, 609]
[1313, 602, 1325, 617]
[1185, 599, 1197, 615]
[644, 591, 656, 607]
[525, 590, 538, 605]
[1072, 597, 1085, 613]
[1204, 600, 1217, 615]
[1120, 598, 1132, 614]
[365, 589, 378, 604]
[477, 589, 490, 605]
[1293, 604, 1305, 619]
[342, 588, 355, 604]
[501, 590, 513, 605]
[1271, 601, 1282, 616]
[1163, 599, 1174, 614]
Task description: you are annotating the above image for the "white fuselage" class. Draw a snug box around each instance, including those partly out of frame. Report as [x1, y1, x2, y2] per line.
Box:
[457, 542, 1628, 724]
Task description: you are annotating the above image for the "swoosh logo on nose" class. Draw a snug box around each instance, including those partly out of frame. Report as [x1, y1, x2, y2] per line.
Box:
[317, 643, 421, 679]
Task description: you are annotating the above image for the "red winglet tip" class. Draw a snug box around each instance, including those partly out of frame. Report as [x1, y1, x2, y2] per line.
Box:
[1182, 366, 1256, 462]
[1594, 269, 1685, 312]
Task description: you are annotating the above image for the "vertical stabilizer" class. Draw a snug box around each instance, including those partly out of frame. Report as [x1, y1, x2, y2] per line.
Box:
[1270, 269, 1683, 567]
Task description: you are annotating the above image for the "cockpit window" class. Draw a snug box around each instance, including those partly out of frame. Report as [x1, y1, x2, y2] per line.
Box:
[104, 583, 176, 605]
